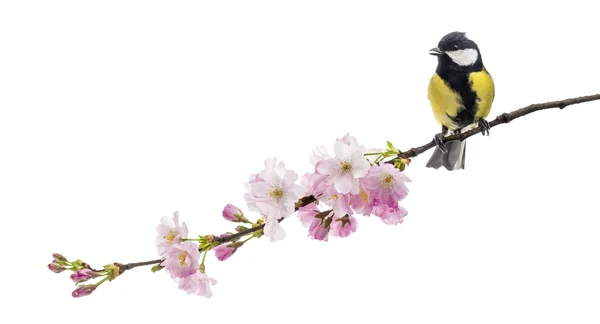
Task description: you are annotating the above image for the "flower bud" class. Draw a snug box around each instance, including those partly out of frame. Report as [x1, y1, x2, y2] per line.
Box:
[52, 253, 68, 262]
[150, 264, 164, 273]
[72, 284, 97, 298]
[213, 244, 236, 261]
[235, 225, 249, 232]
[70, 269, 99, 283]
[48, 262, 66, 273]
[222, 204, 248, 222]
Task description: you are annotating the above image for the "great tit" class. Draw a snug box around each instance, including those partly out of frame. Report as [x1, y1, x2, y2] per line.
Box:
[426, 31, 495, 170]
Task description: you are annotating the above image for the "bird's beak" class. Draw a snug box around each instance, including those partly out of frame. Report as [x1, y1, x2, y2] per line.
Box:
[429, 47, 442, 56]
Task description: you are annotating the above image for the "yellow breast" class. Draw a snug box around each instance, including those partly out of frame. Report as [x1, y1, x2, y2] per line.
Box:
[427, 73, 462, 129]
[470, 69, 495, 119]
[427, 69, 495, 130]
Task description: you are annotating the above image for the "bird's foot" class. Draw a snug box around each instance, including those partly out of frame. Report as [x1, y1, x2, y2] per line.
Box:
[434, 133, 448, 154]
[478, 118, 490, 136]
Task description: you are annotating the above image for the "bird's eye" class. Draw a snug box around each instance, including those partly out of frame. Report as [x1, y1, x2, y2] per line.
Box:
[453, 45, 459, 49]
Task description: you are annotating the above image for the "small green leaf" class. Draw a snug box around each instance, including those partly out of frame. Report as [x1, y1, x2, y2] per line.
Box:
[386, 141, 397, 152]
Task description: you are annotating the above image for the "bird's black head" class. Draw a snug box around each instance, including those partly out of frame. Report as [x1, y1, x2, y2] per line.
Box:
[429, 32, 483, 70]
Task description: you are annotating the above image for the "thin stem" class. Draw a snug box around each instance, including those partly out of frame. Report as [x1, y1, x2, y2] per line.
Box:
[241, 236, 253, 244]
[201, 250, 208, 266]
[95, 276, 109, 287]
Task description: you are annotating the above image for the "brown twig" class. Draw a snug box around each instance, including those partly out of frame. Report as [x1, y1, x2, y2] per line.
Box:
[114, 259, 163, 274]
[397, 94, 600, 159]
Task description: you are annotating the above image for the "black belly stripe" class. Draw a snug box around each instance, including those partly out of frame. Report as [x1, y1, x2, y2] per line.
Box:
[437, 62, 483, 129]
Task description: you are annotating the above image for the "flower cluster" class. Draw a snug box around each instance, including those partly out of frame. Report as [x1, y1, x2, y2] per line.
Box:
[47, 253, 121, 298]
[298, 134, 411, 241]
[156, 211, 217, 297]
[49, 133, 411, 299]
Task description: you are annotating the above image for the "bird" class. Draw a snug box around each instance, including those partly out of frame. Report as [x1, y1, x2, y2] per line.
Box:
[425, 32, 495, 170]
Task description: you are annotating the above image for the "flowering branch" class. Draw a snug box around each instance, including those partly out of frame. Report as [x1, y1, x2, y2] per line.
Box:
[73, 196, 318, 279]
[48, 94, 600, 299]
[397, 93, 600, 159]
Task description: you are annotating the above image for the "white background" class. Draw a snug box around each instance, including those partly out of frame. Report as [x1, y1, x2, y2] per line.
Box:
[2, 1, 600, 323]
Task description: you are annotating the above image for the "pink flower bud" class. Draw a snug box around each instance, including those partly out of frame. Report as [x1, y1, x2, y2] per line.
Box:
[222, 204, 244, 222]
[70, 269, 99, 283]
[309, 218, 330, 241]
[72, 284, 97, 298]
[52, 253, 68, 262]
[214, 244, 236, 261]
[48, 263, 65, 273]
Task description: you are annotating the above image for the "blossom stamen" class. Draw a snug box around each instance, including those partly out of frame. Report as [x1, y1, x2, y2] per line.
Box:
[339, 160, 352, 174]
[359, 188, 369, 203]
[381, 173, 394, 188]
[269, 186, 284, 200]
[164, 230, 176, 244]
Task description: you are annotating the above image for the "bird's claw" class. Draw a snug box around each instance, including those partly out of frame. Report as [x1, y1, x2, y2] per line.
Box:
[434, 133, 448, 154]
[478, 118, 490, 136]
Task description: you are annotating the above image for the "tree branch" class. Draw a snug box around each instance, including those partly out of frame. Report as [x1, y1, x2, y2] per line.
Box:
[397, 94, 600, 159]
[93, 94, 600, 274]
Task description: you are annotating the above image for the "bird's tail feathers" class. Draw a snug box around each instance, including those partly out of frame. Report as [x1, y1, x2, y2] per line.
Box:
[425, 140, 466, 171]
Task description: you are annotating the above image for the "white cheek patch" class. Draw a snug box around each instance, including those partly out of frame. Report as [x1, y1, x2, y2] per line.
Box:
[446, 48, 479, 66]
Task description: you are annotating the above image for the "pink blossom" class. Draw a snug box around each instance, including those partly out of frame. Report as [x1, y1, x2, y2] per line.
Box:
[372, 201, 408, 225]
[70, 269, 99, 283]
[222, 204, 244, 222]
[309, 217, 330, 241]
[214, 244, 236, 261]
[245, 158, 303, 221]
[316, 134, 370, 194]
[156, 211, 189, 257]
[72, 284, 96, 298]
[161, 241, 201, 279]
[330, 215, 358, 238]
[364, 164, 411, 204]
[178, 271, 217, 298]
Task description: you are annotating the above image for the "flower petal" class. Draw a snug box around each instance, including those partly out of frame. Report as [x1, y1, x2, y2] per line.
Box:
[334, 140, 350, 159]
[264, 219, 286, 242]
[351, 158, 370, 178]
[334, 174, 353, 194]
[316, 158, 337, 176]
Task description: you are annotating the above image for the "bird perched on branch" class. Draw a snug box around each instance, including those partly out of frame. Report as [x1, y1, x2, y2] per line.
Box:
[426, 32, 495, 170]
